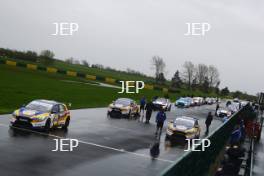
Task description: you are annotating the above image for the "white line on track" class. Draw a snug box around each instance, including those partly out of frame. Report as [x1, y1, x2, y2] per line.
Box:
[0, 123, 174, 164]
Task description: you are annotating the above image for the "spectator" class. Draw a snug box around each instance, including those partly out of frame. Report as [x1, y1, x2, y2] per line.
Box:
[229, 125, 242, 146]
[215, 103, 220, 116]
[150, 141, 160, 159]
[155, 108, 167, 137]
[205, 112, 213, 135]
[139, 97, 146, 122]
[145, 101, 154, 124]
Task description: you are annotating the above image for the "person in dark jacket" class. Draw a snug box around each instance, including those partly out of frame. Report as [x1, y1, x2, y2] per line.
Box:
[229, 125, 242, 146]
[150, 141, 160, 159]
[139, 97, 146, 121]
[205, 112, 213, 135]
[215, 102, 220, 116]
[155, 108, 167, 136]
[145, 101, 153, 124]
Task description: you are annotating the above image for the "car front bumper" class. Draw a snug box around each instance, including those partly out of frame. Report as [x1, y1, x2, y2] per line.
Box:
[166, 130, 196, 141]
[10, 117, 46, 129]
[108, 109, 129, 117]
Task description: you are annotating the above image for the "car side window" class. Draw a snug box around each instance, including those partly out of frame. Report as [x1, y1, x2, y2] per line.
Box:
[52, 105, 59, 114]
[195, 121, 198, 126]
[59, 104, 65, 112]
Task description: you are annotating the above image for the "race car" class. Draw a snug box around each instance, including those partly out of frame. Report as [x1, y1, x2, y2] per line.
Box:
[107, 98, 140, 118]
[10, 99, 70, 131]
[192, 97, 203, 106]
[175, 97, 191, 108]
[216, 109, 232, 118]
[205, 97, 214, 105]
[152, 98, 172, 111]
[166, 116, 201, 142]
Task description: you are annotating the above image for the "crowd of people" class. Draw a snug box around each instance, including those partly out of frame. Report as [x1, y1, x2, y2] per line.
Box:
[138, 97, 167, 136]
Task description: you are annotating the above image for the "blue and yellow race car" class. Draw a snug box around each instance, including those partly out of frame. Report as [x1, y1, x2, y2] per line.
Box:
[10, 99, 70, 131]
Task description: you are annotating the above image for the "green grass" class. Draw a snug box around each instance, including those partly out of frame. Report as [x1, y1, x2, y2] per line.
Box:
[0, 64, 181, 114]
[1, 57, 156, 83]
[0, 55, 219, 114]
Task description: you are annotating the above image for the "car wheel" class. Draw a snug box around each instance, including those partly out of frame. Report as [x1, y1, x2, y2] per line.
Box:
[44, 119, 51, 132]
[196, 132, 200, 139]
[165, 135, 170, 141]
[126, 110, 131, 119]
[62, 117, 70, 129]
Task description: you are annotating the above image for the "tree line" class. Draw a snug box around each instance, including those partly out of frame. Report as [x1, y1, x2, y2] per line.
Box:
[151, 55, 255, 100]
[0, 48, 256, 100]
[0, 48, 55, 65]
[151, 56, 219, 90]
[0, 48, 148, 78]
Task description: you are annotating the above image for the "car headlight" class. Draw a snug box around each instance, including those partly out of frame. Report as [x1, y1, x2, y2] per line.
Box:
[121, 109, 129, 112]
[166, 128, 173, 135]
[185, 132, 194, 138]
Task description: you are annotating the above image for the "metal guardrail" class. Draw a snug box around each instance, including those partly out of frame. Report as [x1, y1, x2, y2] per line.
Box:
[161, 105, 249, 176]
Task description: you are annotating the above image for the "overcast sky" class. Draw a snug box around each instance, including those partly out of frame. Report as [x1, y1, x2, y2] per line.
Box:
[0, 0, 263, 94]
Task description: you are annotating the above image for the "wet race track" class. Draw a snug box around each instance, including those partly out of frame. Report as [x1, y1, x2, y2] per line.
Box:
[0, 104, 223, 176]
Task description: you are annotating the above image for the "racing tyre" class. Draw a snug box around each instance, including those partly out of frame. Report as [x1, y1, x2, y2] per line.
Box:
[196, 132, 201, 139]
[44, 119, 51, 132]
[62, 117, 70, 129]
[127, 110, 132, 119]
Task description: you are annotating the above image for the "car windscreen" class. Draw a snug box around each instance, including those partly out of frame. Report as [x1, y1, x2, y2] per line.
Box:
[25, 101, 53, 112]
[174, 118, 194, 128]
[156, 98, 166, 103]
[115, 99, 131, 106]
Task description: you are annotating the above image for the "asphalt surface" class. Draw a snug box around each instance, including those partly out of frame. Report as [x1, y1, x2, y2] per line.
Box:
[0, 104, 223, 176]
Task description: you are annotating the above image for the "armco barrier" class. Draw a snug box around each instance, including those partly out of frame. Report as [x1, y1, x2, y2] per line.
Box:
[27, 64, 37, 70]
[0, 58, 176, 93]
[162, 105, 248, 176]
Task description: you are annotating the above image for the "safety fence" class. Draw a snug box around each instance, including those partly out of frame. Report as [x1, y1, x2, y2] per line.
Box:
[0, 58, 172, 93]
[161, 105, 250, 176]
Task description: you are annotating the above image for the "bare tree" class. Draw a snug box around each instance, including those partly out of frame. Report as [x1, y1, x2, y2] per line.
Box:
[182, 61, 195, 89]
[151, 56, 166, 81]
[74, 59, 80, 65]
[39, 50, 55, 65]
[82, 60, 89, 67]
[65, 57, 74, 64]
[40, 50, 54, 59]
[196, 64, 208, 85]
[208, 65, 220, 87]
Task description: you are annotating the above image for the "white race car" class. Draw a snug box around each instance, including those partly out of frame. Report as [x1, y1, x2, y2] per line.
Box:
[153, 98, 172, 111]
[216, 109, 232, 118]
